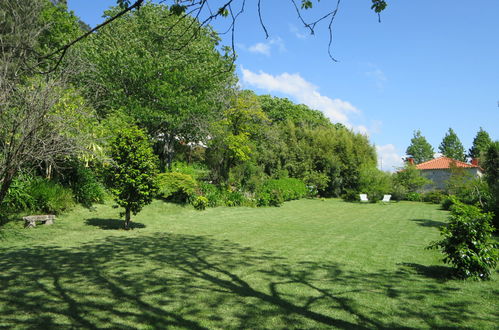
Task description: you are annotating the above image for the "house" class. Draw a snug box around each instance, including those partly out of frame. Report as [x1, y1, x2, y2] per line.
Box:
[409, 156, 483, 191]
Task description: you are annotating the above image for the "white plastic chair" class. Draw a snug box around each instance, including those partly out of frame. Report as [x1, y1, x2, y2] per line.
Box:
[359, 194, 368, 202]
[381, 194, 392, 203]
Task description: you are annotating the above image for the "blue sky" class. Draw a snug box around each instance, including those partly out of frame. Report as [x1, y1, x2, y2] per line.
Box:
[68, 1, 499, 171]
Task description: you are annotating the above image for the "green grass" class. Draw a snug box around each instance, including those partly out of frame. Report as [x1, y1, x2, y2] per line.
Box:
[0, 199, 497, 329]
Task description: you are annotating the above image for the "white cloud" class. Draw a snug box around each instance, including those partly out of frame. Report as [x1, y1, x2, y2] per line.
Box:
[241, 68, 360, 125]
[248, 37, 285, 56]
[376, 144, 403, 172]
[289, 24, 309, 39]
[365, 67, 387, 89]
[248, 42, 271, 56]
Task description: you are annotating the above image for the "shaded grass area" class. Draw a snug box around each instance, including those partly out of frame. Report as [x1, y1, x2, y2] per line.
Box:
[0, 199, 498, 328]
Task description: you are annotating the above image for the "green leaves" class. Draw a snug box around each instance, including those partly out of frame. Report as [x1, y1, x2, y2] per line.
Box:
[428, 202, 498, 280]
[107, 126, 158, 224]
[371, 0, 388, 13]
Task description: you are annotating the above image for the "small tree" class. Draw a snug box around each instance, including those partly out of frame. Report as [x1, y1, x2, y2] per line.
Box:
[428, 202, 498, 280]
[439, 128, 466, 162]
[393, 163, 431, 194]
[405, 130, 434, 164]
[108, 126, 158, 229]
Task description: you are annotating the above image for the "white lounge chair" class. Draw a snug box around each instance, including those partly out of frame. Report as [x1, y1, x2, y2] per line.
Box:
[381, 194, 392, 203]
[359, 194, 368, 202]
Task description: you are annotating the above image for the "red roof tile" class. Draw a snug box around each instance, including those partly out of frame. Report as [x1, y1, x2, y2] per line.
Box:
[415, 156, 479, 170]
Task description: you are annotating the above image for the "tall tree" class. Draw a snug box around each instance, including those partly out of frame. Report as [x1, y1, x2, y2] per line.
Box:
[0, 0, 91, 208]
[439, 128, 466, 162]
[77, 3, 235, 169]
[468, 127, 492, 160]
[405, 130, 434, 164]
[107, 127, 158, 229]
[483, 141, 499, 229]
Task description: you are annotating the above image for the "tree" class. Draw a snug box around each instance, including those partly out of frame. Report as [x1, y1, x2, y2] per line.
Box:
[482, 141, 499, 229]
[405, 130, 434, 164]
[0, 0, 91, 209]
[107, 127, 158, 229]
[393, 163, 431, 193]
[33, 0, 388, 73]
[439, 128, 466, 162]
[468, 127, 492, 160]
[206, 90, 269, 184]
[77, 3, 235, 170]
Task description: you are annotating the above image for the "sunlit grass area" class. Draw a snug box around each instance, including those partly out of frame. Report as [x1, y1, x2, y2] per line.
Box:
[1, 199, 497, 328]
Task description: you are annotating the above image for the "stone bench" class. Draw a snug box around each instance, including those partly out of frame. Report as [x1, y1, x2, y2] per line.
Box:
[23, 215, 55, 228]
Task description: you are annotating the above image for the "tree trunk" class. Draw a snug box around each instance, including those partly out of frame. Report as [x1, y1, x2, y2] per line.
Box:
[124, 208, 131, 230]
[0, 168, 16, 208]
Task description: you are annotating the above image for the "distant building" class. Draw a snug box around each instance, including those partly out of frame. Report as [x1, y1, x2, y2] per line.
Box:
[408, 156, 483, 191]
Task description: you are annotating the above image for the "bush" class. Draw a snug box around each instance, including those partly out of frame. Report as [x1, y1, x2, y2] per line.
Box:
[191, 196, 208, 210]
[29, 178, 75, 214]
[358, 165, 392, 202]
[423, 191, 445, 204]
[1, 173, 36, 213]
[406, 192, 423, 202]
[256, 178, 307, 206]
[63, 162, 105, 207]
[341, 189, 359, 202]
[157, 172, 198, 203]
[199, 182, 224, 207]
[428, 202, 498, 280]
[441, 195, 459, 210]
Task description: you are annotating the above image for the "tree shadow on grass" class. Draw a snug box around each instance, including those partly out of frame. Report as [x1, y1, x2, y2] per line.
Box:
[85, 218, 146, 230]
[411, 218, 447, 228]
[0, 233, 493, 329]
[398, 263, 454, 282]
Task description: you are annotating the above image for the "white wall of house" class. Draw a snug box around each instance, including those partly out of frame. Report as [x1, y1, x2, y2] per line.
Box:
[421, 168, 482, 191]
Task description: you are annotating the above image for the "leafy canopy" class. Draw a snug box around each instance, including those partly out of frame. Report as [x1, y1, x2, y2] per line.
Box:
[405, 130, 434, 164]
[439, 128, 466, 162]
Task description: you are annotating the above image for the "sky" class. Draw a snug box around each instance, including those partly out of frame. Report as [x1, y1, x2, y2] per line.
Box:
[67, 0, 499, 171]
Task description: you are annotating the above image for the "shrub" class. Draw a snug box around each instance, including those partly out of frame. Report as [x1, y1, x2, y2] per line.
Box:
[358, 165, 392, 202]
[406, 192, 423, 202]
[441, 195, 459, 210]
[423, 191, 445, 204]
[199, 182, 224, 207]
[341, 189, 359, 202]
[157, 172, 198, 203]
[64, 162, 106, 207]
[29, 178, 75, 214]
[256, 178, 307, 206]
[170, 161, 209, 180]
[428, 202, 498, 280]
[191, 196, 209, 210]
[1, 173, 36, 213]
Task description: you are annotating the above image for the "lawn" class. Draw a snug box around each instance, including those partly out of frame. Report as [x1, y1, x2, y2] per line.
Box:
[0, 199, 497, 329]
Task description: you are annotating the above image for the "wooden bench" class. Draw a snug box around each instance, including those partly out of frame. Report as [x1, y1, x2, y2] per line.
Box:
[23, 215, 55, 228]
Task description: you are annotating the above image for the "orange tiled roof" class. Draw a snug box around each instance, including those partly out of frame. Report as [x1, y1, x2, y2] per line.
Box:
[415, 156, 478, 170]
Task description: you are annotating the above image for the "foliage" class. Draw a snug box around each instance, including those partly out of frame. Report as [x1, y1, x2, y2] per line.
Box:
[468, 127, 492, 160]
[428, 202, 498, 280]
[405, 130, 434, 164]
[1, 173, 36, 213]
[439, 128, 466, 162]
[256, 178, 308, 207]
[191, 196, 209, 210]
[198, 182, 225, 207]
[207, 90, 269, 183]
[57, 160, 106, 207]
[78, 3, 235, 169]
[422, 191, 445, 204]
[169, 161, 209, 180]
[406, 192, 423, 202]
[107, 126, 158, 228]
[157, 172, 198, 203]
[357, 165, 392, 202]
[441, 195, 459, 211]
[393, 163, 431, 193]
[341, 189, 360, 202]
[482, 141, 499, 229]
[28, 178, 75, 214]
